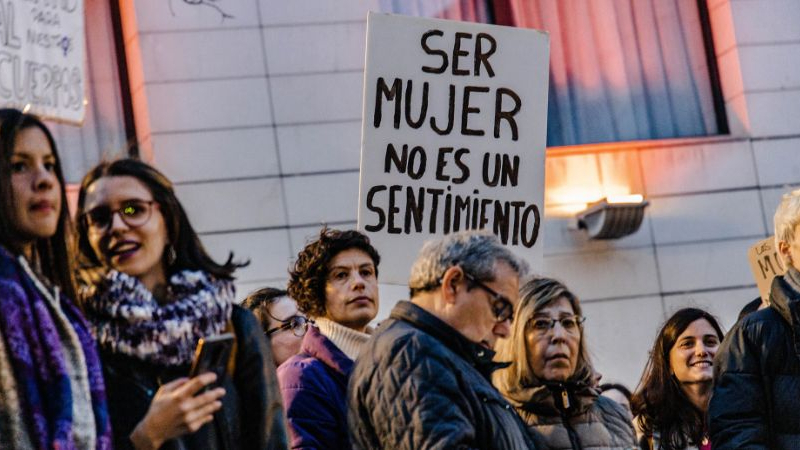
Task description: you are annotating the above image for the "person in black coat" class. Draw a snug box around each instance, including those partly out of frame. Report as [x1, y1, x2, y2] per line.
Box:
[348, 231, 538, 449]
[709, 188, 800, 449]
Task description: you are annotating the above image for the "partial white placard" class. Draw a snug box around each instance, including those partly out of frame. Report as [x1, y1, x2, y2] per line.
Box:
[0, 0, 85, 123]
[358, 12, 550, 284]
[747, 236, 786, 302]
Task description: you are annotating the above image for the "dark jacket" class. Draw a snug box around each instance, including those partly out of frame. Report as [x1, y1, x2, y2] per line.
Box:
[348, 301, 537, 450]
[277, 325, 352, 449]
[103, 305, 287, 450]
[709, 274, 800, 449]
[510, 382, 637, 450]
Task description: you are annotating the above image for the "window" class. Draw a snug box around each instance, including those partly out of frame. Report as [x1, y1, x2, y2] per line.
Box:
[382, 0, 727, 147]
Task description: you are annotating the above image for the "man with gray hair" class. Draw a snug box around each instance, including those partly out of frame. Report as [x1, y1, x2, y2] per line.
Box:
[710, 188, 800, 449]
[348, 231, 538, 449]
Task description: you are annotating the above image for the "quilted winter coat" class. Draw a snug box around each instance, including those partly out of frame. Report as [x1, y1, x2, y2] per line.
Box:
[509, 382, 637, 450]
[348, 301, 538, 450]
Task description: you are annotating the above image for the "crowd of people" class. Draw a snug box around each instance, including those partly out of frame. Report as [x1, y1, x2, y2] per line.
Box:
[1, 106, 799, 449]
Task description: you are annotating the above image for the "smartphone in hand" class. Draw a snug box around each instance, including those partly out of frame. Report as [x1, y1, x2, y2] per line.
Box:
[189, 333, 235, 388]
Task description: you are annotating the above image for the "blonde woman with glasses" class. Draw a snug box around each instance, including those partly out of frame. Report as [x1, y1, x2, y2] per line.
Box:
[494, 277, 637, 450]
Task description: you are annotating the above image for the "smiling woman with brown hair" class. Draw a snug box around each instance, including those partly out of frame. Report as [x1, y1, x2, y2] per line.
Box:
[493, 277, 637, 450]
[632, 307, 723, 450]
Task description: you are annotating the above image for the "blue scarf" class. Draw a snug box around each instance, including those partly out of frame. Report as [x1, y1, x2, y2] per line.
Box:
[0, 246, 112, 449]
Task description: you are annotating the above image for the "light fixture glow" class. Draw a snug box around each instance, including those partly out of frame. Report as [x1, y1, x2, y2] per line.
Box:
[606, 194, 644, 204]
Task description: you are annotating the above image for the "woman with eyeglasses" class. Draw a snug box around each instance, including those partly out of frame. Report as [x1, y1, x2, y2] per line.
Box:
[0, 108, 113, 449]
[243, 287, 308, 367]
[631, 308, 723, 450]
[75, 158, 287, 450]
[493, 277, 637, 450]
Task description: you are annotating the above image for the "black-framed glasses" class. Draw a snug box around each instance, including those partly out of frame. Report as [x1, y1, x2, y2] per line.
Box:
[529, 315, 585, 336]
[83, 199, 157, 232]
[266, 315, 309, 337]
[463, 272, 514, 323]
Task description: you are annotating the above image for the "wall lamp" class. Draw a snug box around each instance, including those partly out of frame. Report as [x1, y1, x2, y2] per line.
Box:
[572, 195, 649, 240]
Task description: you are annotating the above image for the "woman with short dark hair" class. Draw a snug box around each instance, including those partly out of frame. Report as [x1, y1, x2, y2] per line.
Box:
[287, 227, 380, 319]
[279, 227, 380, 449]
[0, 108, 112, 449]
[632, 308, 723, 450]
[75, 158, 286, 449]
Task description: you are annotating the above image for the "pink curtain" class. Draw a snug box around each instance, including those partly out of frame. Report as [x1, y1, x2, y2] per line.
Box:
[383, 0, 721, 146]
[498, 0, 719, 146]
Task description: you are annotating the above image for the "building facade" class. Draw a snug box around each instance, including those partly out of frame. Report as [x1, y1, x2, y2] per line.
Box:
[66, 0, 800, 388]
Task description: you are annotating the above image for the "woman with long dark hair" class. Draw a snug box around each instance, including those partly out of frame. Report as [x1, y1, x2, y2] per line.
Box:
[632, 308, 724, 450]
[0, 108, 112, 449]
[75, 158, 286, 449]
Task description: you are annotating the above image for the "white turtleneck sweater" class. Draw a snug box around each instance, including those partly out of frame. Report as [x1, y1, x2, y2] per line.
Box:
[314, 317, 372, 361]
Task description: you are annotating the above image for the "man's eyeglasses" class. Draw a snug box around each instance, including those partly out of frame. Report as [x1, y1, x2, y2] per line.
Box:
[266, 315, 309, 337]
[83, 200, 157, 232]
[463, 272, 514, 323]
[529, 315, 585, 336]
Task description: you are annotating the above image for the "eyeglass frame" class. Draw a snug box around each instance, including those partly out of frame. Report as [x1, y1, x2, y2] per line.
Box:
[528, 315, 586, 336]
[82, 199, 158, 232]
[462, 271, 515, 323]
[265, 315, 310, 337]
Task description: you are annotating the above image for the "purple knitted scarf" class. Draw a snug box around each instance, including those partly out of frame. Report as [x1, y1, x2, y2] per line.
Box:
[0, 246, 112, 450]
[85, 269, 234, 366]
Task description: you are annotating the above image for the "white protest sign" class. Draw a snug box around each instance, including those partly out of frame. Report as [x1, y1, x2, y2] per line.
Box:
[0, 0, 85, 123]
[358, 12, 549, 284]
[747, 236, 786, 302]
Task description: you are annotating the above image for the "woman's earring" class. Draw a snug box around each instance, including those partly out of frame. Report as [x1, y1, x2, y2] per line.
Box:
[167, 245, 177, 266]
